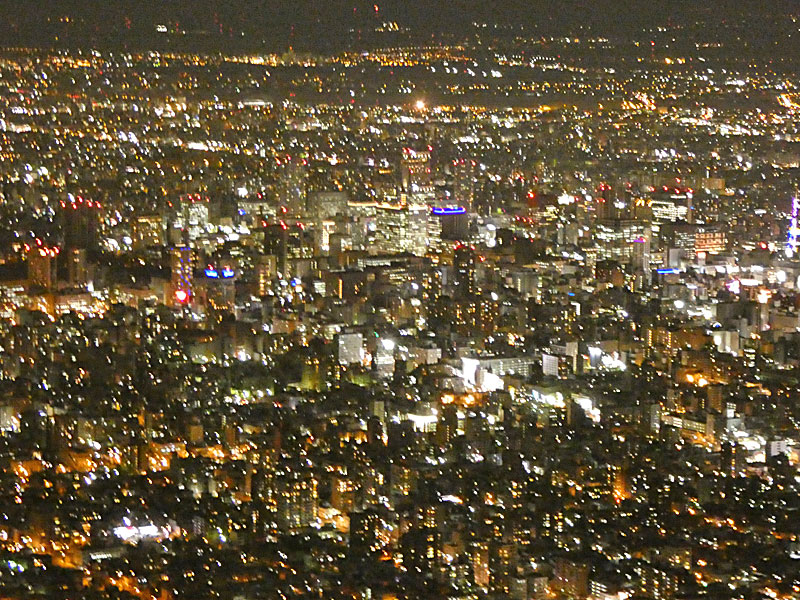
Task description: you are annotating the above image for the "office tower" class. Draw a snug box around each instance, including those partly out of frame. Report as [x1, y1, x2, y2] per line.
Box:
[694, 227, 727, 256]
[349, 508, 391, 557]
[67, 248, 89, 288]
[595, 220, 652, 274]
[263, 223, 290, 278]
[60, 196, 98, 250]
[276, 474, 319, 530]
[277, 159, 308, 217]
[401, 147, 432, 194]
[202, 262, 236, 312]
[434, 206, 469, 241]
[28, 246, 58, 290]
[171, 194, 210, 243]
[649, 187, 694, 225]
[170, 246, 194, 305]
[374, 204, 431, 256]
[338, 332, 364, 365]
[330, 474, 356, 513]
[454, 245, 476, 298]
[595, 183, 613, 221]
[307, 191, 348, 219]
[452, 158, 477, 212]
[256, 255, 278, 295]
[132, 214, 165, 250]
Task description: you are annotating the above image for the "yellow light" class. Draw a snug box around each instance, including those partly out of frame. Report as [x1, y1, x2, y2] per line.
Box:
[415, 100, 426, 111]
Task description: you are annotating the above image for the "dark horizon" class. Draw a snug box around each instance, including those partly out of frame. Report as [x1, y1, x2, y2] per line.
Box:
[0, 0, 794, 53]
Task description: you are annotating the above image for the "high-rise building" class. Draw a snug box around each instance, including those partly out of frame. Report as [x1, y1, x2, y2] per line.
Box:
[338, 332, 364, 365]
[276, 474, 318, 530]
[634, 562, 680, 600]
[471, 540, 490, 588]
[170, 247, 194, 305]
[374, 204, 433, 256]
[595, 220, 652, 274]
[452, 158, 477, 212]
[595, 183, 614, 221]
[349, 508, 391, 557]
[171, 195, 210, 243]
[553, 558, 590, 598]
[256, 255, 278, 295]
[434, 206, 469, 241]
[401, 147, 432, 194]
[66, 248, 90, 288]
[132, 214, 165, 250]
[649, 187, 694, 226]
[28, 246, 59, 291]
[201, 262, 236, 312]
[263, 223, 290, 278]
[400, 528, 439, 576]
[262, 222, 313, 278]
[60, 196, 98, 250]
[694, 228, 727, 256]
[307, 191, 348, 219]
[277, 159, 308, 217]
[454, 245, 476, 298]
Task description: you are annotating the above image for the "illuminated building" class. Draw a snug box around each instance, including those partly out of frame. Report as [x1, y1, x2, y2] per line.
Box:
[399, 495, 441, 576]
[277, 159, 308, 217]
[434, 205, 470, 240]
[132, 214, 165, 250]
[694, 229, 727, 256]
[453, 245, 476, 298]
[595, 183, 614, 221]
[401, 147, 432, 195]
[452, 158, 477, 212]
[349, 508, 391, 556]
[506, 268, 542, 302]
[263, 223, 290, 277]
[489, 543, 517, 594]
[170, 247, 194, 305]
[595, 220, 651, 274]
[461, 356, 539, 391]
[374, 204, 435, 256]
[338, 332, 364, 365]
[201, 264, 236, 312]
[171, 194, 210, 242]
[649, 188, 694, 225]
[374, 338, 396, 377]
[433, 293, 500, 337]
[307, 191, 348, 219]
[634, 562, 680, 600]
[263, 222, 313, 278]
[276, 474, 319, 530]
[542, 353, 571, 378]
[330, 475, 356, 513]
[664, 223, 726, 258]
[256, 255, 278, 295]
[27, 246, 59, 290]
[472, 541, 490, 588]
[787, 194, 800, 256]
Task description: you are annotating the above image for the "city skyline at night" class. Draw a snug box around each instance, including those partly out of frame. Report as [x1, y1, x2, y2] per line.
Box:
[0, 2, 798, 600]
